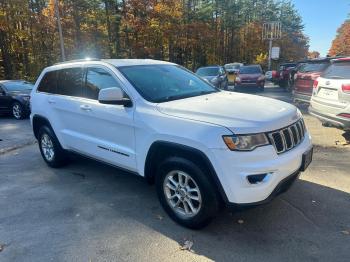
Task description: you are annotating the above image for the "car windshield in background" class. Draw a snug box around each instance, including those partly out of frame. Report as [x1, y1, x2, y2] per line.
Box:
[4, 81, 33, 91]
[118, 65, 219, 103]
[225, 64, 240, 70]
[322, 62, 350, 79]
[196, 67, 220, 76]
[239, 66, 261, 74]
[299, 63, 329, 73]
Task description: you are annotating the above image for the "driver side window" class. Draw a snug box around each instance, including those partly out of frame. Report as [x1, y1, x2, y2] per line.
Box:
[84, 67, 122, 100]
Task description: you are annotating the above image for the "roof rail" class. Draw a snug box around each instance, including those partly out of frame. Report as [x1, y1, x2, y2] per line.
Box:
[54, 58, 100, 65]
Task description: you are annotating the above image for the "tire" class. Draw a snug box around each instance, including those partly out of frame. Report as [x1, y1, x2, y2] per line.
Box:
[156, 156, 220, 229]
[38, 126, 69, 168]
[12, 102, 25, 120]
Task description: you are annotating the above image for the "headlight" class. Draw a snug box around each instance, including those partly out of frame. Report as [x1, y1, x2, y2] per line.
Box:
[22, 96, 30, 101]
[210, 77, 219, 83]
[223, 133, 269, 151]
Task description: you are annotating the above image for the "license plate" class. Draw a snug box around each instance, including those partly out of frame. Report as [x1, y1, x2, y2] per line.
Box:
[300, 147, 313, 171]
[317, 88, 338, 100]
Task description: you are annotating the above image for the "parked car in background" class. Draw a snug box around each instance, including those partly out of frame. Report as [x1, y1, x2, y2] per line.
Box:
[293, 58, 331, 104]
[278, 62, 297, 90]
[234, 65, 265, 91]
[309, 57, 350, 131]
[196, 65, 228, 89]
[224, 63, 243, 84]
[30, 59, 312, 229]
[0, 80, 33, 119]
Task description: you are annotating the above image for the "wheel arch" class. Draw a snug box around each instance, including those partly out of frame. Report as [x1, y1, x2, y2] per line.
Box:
[144, 141, 229, 204]
[32, 114, 53, 139]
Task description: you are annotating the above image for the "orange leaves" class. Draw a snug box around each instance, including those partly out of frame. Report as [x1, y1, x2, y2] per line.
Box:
[329, 20, 350, 56]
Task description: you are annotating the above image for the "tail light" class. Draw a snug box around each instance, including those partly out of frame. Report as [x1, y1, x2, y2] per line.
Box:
[341, 84, 350, 93]
[337, 113, 350, 118]
[313, 79, 319, 89]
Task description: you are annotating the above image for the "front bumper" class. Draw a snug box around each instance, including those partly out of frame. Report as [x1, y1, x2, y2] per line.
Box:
[208, 132, 312, 205]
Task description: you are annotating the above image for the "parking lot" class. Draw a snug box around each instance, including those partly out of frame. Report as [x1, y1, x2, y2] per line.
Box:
[0, 85, 349, 262]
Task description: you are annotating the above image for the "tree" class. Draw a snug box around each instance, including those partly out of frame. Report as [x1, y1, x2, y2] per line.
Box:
[329, 18, 350, 56]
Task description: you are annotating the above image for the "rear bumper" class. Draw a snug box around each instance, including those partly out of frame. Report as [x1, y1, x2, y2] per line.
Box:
[294, 92, 311, 103]
[309, 106, 350, 130]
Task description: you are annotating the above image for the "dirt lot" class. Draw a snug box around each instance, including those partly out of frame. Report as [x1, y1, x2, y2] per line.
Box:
[0, 86, 349, 262]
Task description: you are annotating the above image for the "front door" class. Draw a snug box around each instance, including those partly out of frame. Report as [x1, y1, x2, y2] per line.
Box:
[75, 66, 136, 171]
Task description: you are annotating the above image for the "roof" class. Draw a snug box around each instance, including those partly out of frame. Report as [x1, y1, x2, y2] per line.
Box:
[103, 59, 175, 67]
[332, 57, 350, 63]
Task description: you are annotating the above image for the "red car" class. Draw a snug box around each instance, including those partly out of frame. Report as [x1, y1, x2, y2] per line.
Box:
[234, 65, 265, 91]
[293, 58, 331, 104]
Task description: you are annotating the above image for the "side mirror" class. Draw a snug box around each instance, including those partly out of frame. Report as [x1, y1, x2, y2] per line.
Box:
[98, 87, 132, 107]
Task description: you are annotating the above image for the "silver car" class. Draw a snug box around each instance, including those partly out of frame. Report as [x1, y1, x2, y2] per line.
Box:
[309, 57, 350, 130]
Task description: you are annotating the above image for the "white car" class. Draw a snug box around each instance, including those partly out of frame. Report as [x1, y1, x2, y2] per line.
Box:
[309, 57, 350, 130]
[30, 59, 313, 229]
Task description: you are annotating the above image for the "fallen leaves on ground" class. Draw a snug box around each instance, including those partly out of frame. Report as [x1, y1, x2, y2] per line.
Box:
[341, 230, 349, 235]
[180, 240, 193, 251]
[238, 219, 244, 224]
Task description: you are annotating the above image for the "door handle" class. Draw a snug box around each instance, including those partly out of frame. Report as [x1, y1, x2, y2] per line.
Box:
[48, 98, 56, 104]
[80, 105, 92, 111]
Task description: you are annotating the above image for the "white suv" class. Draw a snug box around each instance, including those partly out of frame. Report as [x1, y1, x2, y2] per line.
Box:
[310, 57, 350, 130]
[30, 59, 313, 228]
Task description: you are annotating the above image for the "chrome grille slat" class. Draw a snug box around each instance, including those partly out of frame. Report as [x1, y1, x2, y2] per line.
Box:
[268, 119, 306, 154]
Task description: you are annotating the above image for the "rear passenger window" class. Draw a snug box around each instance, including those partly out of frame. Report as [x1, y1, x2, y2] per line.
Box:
[37, 71, 57, 93]
[57, 68, 83, 97]
[84, 67, 121, 100]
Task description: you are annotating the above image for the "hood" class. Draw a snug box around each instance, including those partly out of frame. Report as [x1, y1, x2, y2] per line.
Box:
[156, 92, 300, 134]
[8, 89, 32, 96]
[239, 73, 262, 80]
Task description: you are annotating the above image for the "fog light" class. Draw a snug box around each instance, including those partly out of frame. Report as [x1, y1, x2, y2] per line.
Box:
[247, 173, 268, 184]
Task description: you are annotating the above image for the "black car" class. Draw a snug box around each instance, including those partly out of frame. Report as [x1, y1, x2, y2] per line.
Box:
[0, 80, 33, 119]
[195, 66, 229, 90]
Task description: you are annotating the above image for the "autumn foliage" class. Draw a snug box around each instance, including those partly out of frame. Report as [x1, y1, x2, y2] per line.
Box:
[0, 0, 309, 80]
[329, 19, 350, 57]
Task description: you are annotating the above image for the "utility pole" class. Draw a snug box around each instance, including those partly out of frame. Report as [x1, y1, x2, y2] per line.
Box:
[54, 0, 65, 61]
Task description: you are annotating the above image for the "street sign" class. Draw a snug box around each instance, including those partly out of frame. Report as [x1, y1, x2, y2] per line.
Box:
[262, 22, 282, 40]
[271, 47, 280, 59]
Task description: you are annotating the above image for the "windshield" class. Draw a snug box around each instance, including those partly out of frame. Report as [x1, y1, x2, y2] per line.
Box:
[239, 66, 262, 74]
[299, 62, 329, 73]
[196, 67, 220, 76]
[322, 62, 350, 79]
[119, 65, 219, 103]
[225, 64, 240, 70]
[3, 81, 33, 91]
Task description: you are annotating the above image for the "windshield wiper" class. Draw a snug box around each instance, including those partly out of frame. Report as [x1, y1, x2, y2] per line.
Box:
[160, 90, 217, 102]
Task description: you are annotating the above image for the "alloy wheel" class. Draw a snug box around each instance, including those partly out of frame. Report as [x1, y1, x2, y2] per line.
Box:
[12, 103, 22, 119]
[163, 170, 202, 217]
[41, 134, 55, 162]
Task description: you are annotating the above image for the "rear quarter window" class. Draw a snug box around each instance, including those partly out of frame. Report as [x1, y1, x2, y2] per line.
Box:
[37, 71, 58, 93]
[322, 62, 350, 79]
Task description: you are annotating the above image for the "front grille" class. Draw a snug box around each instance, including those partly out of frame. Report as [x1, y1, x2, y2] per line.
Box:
[268, 119, 306, 154]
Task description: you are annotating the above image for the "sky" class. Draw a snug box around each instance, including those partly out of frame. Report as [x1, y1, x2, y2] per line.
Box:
[292, 0, 349, 56]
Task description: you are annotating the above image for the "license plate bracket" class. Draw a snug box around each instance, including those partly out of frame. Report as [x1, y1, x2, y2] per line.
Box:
[300, 147, 313, 171]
